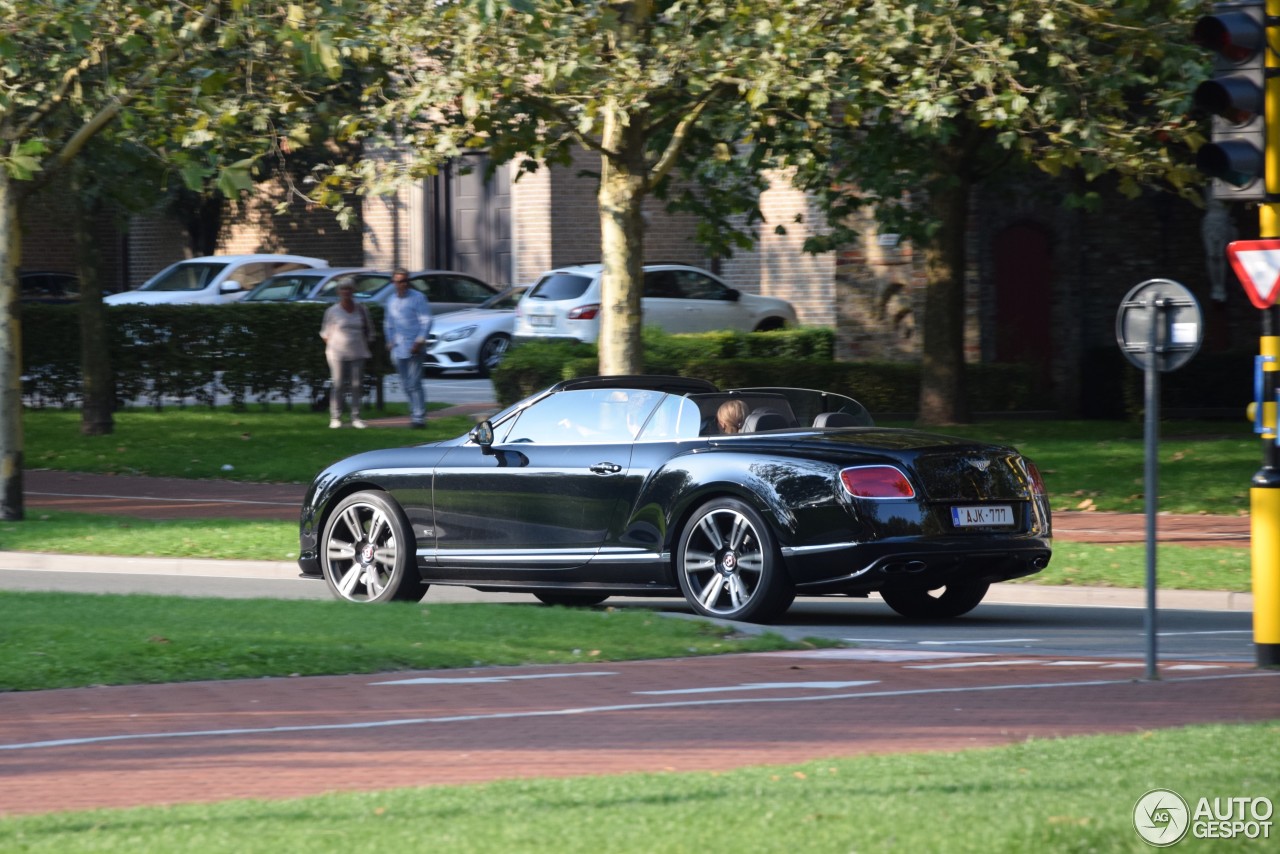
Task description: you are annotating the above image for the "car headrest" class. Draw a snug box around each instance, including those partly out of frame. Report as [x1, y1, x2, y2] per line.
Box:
[742, 408, 789, 432]
[813, 411, 860, 428]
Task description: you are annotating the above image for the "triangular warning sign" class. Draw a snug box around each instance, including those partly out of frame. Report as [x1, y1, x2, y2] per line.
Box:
[1227, 239, 1280, 309]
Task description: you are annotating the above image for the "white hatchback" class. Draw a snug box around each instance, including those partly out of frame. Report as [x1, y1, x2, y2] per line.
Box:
[104, 254, 329, 306]
[513, 263, 797, 342]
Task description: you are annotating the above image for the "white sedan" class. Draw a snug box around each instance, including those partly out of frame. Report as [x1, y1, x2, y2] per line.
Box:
[105, 254, 328, 306]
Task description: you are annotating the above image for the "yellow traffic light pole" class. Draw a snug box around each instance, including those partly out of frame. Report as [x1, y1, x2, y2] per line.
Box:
[1253, 0, 1280, 667]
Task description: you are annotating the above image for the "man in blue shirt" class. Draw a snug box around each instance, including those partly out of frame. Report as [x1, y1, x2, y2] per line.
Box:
[383, 268, 433, 428]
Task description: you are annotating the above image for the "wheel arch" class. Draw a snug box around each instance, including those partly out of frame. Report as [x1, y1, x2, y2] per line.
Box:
[663, 483, 797, 584]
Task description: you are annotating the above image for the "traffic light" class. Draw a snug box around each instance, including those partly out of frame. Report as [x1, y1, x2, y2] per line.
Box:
[1193, 1, 1267, 201]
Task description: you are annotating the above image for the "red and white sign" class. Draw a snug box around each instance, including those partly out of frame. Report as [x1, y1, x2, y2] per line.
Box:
[1227, 239, 1280, 309]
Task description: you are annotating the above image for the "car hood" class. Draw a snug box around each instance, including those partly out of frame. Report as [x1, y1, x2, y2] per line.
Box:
[104, 290, 218, 305]
[434, 307, 513, 328]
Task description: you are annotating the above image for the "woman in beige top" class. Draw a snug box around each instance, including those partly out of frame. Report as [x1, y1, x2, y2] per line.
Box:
[319, 283, 374, 428]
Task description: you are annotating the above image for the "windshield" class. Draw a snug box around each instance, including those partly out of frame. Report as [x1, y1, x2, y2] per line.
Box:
[138, 261, 229, 292]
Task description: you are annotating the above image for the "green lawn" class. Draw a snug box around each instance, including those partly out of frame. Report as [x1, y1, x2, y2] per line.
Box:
[1, 722, 1274, 852]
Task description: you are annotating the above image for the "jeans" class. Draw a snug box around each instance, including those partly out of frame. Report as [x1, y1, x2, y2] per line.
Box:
[326, 355, 365, 421]
[395, 354, 426, 424]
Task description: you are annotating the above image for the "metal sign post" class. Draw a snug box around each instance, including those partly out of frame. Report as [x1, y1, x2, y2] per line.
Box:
[1116, 279, 1204, 681]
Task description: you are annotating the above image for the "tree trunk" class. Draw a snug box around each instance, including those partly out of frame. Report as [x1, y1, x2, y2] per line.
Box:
[0, 171, 24, 520]
[74, 168, 113, 435]
[596, 105, 649, 376]
[917, 170, 972, 427]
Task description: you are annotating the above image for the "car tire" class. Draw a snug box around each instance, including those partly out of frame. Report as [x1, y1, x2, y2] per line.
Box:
[676, 497, 794, 623]
[476, 334, 511, 378]
[533, 592, 610, 607]
[879, 580, 990, 619]
[320, 490, 428, 603]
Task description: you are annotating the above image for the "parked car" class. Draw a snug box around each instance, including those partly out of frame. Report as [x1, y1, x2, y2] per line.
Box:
[104, 255, 328, 306]
[513, 263, 798, 342]
[423, 286, 526, 377]
[240, 268, 380, 302]
[19, 271, 81, 304]
[358, 270, 499, 314]
[297, 375, 1052, 622]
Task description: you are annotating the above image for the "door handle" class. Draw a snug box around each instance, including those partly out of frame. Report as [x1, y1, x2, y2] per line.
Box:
[590, 462, 623, 475]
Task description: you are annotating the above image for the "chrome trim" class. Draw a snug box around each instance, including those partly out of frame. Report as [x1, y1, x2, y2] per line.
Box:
[780, 541, 862, 556]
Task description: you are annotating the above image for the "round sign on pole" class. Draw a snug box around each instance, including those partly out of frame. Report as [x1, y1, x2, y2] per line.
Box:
[1115, 279, 1203, 372]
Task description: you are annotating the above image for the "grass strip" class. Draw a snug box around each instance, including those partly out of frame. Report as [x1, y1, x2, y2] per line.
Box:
[0, 591, 814, 691]
[0, 722, 1275, 852]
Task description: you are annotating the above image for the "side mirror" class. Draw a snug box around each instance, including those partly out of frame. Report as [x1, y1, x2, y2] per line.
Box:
[725, 288, 741, 302]
[219, 280, 243, 294]
[470, 420, 495, 454]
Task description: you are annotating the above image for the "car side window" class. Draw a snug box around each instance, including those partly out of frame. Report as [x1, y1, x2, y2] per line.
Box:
[643, 270, 680, 298]
[412, 276, 448, 303]
[636, 395, 700, 441]
[448, 276, 495, 304]
[673, 271, 729, 300]
[498, 389, 661, 445]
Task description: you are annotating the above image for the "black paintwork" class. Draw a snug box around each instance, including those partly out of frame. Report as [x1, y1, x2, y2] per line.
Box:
[298, 378, 1052, 598]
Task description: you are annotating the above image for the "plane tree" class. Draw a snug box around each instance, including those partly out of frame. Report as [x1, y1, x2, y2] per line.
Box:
[337, 0, 883, 375]
[0, 0, 381, 518]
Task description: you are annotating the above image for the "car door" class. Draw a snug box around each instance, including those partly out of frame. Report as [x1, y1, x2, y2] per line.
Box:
[428, 388, 662, 581]
[640, 269, 695, 332]
[670, 269, 746, 331]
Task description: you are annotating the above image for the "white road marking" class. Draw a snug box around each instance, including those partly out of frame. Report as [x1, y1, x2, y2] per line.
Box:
[1155, 630, 1252, 637]
[907, 660, 1043, 670]
[373, 672, 617, 685]
[634, 681, 878, 695]
[2, 671, 1273, 753]
[918, 638, 1041, 646]
[781, 649, 985, 662]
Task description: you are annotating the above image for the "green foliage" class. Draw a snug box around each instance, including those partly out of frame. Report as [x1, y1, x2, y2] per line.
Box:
[21, 304, 393, 409]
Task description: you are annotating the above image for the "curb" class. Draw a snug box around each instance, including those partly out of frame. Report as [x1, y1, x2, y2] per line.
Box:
[0, 551, 1253, 612]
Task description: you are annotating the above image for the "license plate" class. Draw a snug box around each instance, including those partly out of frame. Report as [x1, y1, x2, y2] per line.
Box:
[530, 314, 554, 327]
[951, 505, 1015, 528]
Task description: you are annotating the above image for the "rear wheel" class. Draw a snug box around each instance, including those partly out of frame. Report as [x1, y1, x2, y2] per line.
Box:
[676, 497, 794, 623]
[879, 580, 989, 619]
[320, 490, 427, 603]
[533, 592, 610, 607]
[476, 334, 511, 378]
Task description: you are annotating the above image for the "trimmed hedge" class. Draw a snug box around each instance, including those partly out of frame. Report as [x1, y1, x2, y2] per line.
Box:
[491, 329, 1054, 416]
[22, 303, 392, 409]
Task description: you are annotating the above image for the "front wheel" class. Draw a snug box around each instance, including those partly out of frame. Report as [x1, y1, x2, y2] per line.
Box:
[320, 490, 427, 603]
[476, 334, 511, 378]
[879, 580, 989, 619]
[676, 497, 794, 623]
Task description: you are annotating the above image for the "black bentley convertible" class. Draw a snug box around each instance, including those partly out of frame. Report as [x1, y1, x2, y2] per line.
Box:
[298, 376, 1051, 622]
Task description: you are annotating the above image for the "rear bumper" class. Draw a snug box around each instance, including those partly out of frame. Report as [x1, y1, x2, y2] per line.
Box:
[784, 538, 1052, 594]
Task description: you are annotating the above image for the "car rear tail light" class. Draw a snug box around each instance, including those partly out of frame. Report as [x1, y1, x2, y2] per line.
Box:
[1024, 459, 1047, 495]
[567, 304, 600, 320]
[839, 465, 915, 499]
